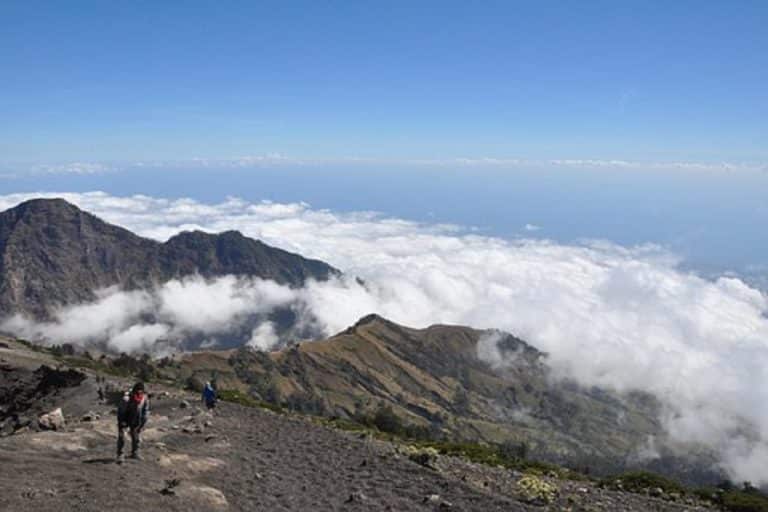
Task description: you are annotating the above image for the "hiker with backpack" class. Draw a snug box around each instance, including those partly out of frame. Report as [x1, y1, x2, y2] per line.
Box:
[202, 381, 217, 410]
[116, 382, 150, 464]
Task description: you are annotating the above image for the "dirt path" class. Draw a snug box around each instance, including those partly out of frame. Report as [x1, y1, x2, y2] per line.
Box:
[0, 385, 528, 511]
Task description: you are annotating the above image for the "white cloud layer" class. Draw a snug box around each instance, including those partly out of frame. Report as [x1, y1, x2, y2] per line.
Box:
[0, 191, 767, 483]
[3, 155, 766, 176]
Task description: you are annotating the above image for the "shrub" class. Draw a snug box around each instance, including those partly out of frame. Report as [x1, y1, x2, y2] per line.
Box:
[284, 392, 325, 415]
[600, 471, 686, 496]
[185, 375, 205, 392]
[371, 405, 404, 435]
[499, 440, 528, 460]
[400, 445, 440, 467]
[517, 473, 558, 504]
[218, 388, 284, 414]
[722, 492, 768, 512]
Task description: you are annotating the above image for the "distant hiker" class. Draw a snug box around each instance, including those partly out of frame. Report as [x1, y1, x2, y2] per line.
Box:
[116, 382, 149, 464]
[202, 381, 217, 410]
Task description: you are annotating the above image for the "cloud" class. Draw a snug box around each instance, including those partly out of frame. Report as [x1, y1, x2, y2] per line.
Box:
[3, 155, 766, 177]
[2, 275, 299, 355]
[31, 162, 114, 175]
[247, 322, 279, 351]
[524, 223, 541, 232]
[0, 191, 767, 483]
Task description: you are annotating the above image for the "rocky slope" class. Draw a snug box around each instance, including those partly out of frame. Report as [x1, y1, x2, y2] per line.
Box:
[170, 315, 722, 486]
[0, 338, 720, 511]
[0, 198, 338, 319]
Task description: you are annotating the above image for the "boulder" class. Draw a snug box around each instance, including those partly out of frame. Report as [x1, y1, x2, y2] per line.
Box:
[81, 411, 99, 422]
[38, 408, 65, 431]
[345, 491, 367, 503]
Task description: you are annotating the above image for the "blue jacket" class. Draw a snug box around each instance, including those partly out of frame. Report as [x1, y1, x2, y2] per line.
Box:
[202, 384, 217, 405]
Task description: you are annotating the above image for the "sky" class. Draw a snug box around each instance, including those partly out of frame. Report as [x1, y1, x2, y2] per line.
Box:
[0, 1, 767, 273]
[1, 1, 767, 162]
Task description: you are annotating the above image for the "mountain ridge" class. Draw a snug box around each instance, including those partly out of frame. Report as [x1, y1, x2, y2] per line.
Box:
[175, 314, 723, 486]
[0, 198, 339, 319]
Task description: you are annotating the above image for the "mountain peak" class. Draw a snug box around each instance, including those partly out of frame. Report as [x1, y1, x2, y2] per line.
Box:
[0, 198, 339, 320]
[353, 313, 389, 327]
[4, 197, 84, 219]
[15, 197, 78, 209]
[168, 229, 244, 238]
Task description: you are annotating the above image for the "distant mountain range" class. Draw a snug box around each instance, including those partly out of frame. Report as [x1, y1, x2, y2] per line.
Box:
[0, 198, 338, 319]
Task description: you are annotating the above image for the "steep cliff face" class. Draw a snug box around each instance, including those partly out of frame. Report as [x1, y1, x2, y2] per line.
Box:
[0, 198, 338, 319]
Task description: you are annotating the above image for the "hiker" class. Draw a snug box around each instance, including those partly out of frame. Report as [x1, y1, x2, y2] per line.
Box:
[202, 381, 217, 410]
[116, 382, 150, 464]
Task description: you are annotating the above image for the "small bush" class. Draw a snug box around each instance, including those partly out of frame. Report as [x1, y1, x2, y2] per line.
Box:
[400, 445, 440, 467]
[499, 440, 528, 460]
[517, 473, 558, 504]
[722, 491, 768, 512]
[218, 389, 285, 414]
[372, 405, 404, 435]
[600, 471, 686, 496]
[185, 375, 205, 392]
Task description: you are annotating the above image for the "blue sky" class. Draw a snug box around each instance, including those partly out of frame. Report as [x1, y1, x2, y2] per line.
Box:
[0, 1, 766, 276]
[1, 1, 766, 162]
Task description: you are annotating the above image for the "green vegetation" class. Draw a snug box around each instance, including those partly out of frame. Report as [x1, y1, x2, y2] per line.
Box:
[721, 491, 768, 512]
[325, 404, 584, 480]
[602, 473, 768, 512]
[217, 388, 285, 414]
[517, 473, 558, 504]
[414, 439, 588, 480]
[600, 471, 686, 495]
[352, 405, 433, 440]
[707, 482, 768, 512]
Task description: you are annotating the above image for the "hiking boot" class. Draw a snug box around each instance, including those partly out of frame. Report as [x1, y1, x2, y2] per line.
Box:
[116, 454, 125, 464]
[130, 452, 143, 461]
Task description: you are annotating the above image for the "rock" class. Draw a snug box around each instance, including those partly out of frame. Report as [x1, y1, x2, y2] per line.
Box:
[159, 478, 181, 496]
[81, 411, 99, 422]
[346, 491, 367, 503]
[38, 408, 65, 431]
[649, 487, 664, 498]
[179, 400, 190, 409]
[423, 494, 441, 504]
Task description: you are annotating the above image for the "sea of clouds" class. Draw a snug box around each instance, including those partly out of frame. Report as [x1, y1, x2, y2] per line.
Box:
[0, 191, 767, 483]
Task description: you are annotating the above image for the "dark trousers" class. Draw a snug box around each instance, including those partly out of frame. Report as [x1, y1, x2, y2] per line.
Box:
[117, 425, 140, 456]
